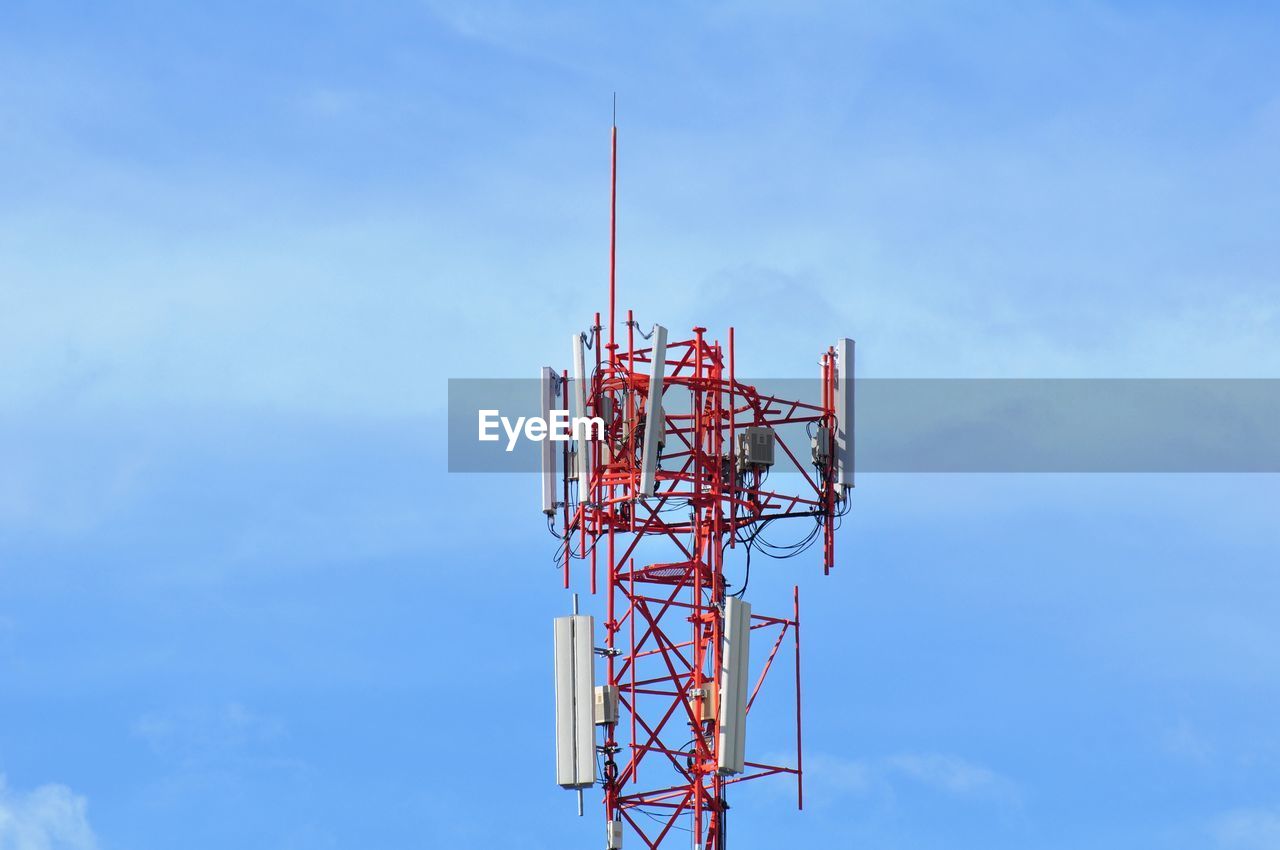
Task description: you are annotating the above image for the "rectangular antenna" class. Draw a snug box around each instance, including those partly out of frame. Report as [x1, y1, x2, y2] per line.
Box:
[637, 324, 668, 497]
[834, 338, 855, 498]
[540, 366, 558, 515]
[572, 333, 591, 486]
[717, 597, 751, 775]
[554, 614, 597, 788]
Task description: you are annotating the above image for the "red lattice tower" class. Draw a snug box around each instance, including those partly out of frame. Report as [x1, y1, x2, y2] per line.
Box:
[547, 118, 851, 849]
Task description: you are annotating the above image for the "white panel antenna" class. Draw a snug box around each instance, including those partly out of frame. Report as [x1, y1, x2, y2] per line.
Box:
[637, 324, 668, 498]
[540, 366, 558, 515]
[572, 333, 591, 487]
[716, 597, 751, 776]
[554, 613, 597, 789]
[834, 337, 855, 498]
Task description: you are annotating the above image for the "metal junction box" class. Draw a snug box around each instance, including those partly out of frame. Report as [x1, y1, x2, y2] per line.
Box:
[692, 681, 718, 722]
[606, 819, 624, 849]
[736, 426, 776, 472]
[811, 424, 831, 465]
[594, 684, 620, 726]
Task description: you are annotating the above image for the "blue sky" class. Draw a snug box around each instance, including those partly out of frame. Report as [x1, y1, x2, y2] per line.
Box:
[2, 2, 1279, 848]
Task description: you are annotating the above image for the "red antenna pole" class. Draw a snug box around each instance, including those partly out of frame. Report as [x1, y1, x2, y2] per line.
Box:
[609, 94, 618, 354]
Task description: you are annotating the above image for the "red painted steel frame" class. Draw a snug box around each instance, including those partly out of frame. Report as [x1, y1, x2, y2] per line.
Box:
[556, 324, 839, 849]
[550, 119, 844, 849]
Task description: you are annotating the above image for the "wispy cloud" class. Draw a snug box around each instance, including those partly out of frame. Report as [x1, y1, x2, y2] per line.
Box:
[1162, 717, 1216, 763]
[884, 752, 1013, 798]
[0, 776, 98, 850]
[130, 703, 310, 811]
[800, 750, 1019, 806]
[1213, 808, 1280, 849]
[800, 752, 876, 796]
[133, 702, 286, 764]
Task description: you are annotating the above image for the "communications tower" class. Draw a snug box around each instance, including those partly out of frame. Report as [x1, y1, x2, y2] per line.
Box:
[541, 116, 854, 849]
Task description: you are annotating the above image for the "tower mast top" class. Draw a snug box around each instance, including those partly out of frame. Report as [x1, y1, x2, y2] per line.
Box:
[608, 93, 618, 357]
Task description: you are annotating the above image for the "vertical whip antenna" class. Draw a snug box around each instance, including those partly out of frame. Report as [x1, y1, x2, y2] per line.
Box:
[609, 93, 617, 355]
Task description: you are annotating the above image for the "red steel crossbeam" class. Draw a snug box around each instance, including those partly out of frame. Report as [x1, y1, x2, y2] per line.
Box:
[555, 322, 837, 849]
[547, 123, 843, 847]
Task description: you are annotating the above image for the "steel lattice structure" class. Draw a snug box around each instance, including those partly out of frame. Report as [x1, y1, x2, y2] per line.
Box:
[545, 119, 851, 850]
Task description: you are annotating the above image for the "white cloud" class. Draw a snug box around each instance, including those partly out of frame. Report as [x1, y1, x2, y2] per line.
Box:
[1213, 808, 1280, 849]
[800, 752, 876, 796]
[0, 777, 97, 850]
[1162, 717, 1216, 763]
[800, 750, 1017, 805]
[884, 752, 1010, 797]
[133, 702, 285, 762]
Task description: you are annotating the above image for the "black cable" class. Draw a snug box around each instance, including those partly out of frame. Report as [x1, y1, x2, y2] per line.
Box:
[635, 808, 692, 833]
[731, 537, 752, 598]
[625, 320, 655, 340]
[745, 515, 822, 559]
